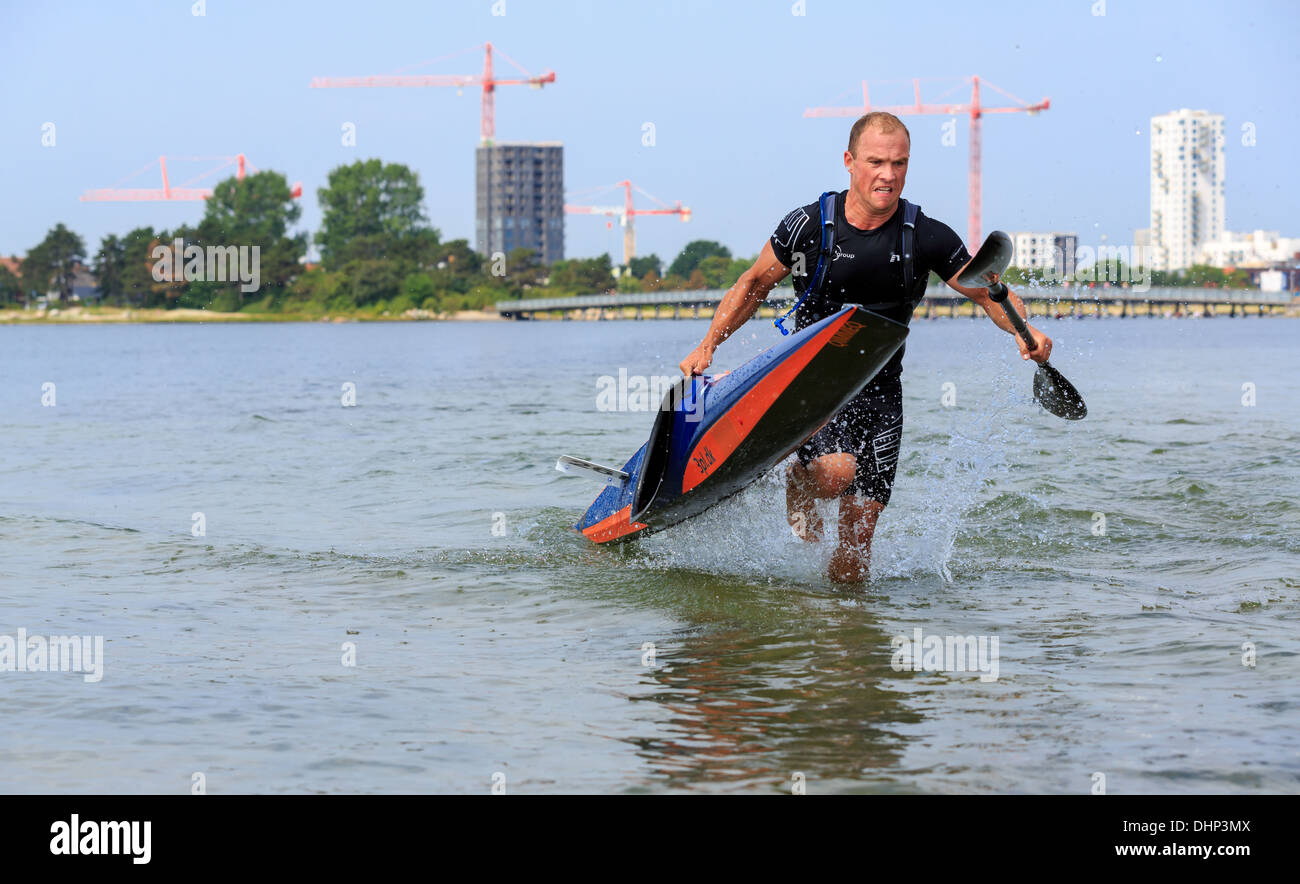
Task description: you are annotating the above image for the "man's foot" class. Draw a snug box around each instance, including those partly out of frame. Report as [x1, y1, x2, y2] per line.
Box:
[827, 545, 869, 583]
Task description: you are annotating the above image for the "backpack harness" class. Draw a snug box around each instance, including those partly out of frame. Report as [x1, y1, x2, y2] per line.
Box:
[773, 192, 921, 335]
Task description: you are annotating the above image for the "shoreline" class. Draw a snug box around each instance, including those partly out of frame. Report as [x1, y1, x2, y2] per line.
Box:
[1, 304, 1295, 325]
[0, 307, 506, 324]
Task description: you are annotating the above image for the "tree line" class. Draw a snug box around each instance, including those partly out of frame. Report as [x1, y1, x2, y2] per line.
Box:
[0, 159, 758, 316]
[1000, 262, 1256, 289]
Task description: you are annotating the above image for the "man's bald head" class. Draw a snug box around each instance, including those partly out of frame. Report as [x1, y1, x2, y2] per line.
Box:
[848, 112, 911, 156]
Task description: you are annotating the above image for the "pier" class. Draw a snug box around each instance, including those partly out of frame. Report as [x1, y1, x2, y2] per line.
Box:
[496, 286, 1294, 320]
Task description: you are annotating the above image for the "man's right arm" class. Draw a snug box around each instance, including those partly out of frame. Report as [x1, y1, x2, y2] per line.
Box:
[678, 240, 791, 376]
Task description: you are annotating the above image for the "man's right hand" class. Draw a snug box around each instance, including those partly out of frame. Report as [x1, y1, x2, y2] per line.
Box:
[679, 340, 716, 376]
[674, 241, 792, 377]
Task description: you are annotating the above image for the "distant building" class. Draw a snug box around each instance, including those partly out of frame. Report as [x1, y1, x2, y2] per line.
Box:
[1257, 269, 1287, 293]
[1011, 232, 1077, 277]
[45, 262, 98, 304]
[1198, 230, 1300, 268]
[475, 141, 564, 265]
[1150, 109, 1225, 271]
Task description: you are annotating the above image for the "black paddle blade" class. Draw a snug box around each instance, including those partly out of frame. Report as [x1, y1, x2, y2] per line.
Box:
[957, 230, 1015, 287]
[1034, 362, 1087, 420]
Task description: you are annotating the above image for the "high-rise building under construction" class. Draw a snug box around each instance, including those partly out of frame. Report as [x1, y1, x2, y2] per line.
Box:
[475, 142, 564, 265]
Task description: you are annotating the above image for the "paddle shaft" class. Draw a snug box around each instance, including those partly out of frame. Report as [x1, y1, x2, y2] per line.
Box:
[986, 282, 1038, 353]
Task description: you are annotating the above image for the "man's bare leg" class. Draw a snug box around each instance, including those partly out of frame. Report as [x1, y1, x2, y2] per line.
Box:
[827, 495, 885, 583]
[786, 453, 856, 542]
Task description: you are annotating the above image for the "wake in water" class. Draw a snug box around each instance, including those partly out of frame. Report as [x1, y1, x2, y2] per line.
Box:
[626, 373, 1034, 585]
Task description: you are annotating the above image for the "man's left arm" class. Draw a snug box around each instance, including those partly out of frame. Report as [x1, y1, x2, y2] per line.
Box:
[945, 271, 1053, 364]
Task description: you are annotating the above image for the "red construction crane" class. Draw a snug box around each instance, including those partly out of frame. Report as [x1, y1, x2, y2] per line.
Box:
[310, 42, 555, 144]
[80, 154, 303, 202]
[565, 180, 691, 268]
[804, 76, 1049, 248]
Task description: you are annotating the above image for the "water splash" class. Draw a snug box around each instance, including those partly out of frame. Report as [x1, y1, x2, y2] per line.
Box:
[627, 373, 1032, 585]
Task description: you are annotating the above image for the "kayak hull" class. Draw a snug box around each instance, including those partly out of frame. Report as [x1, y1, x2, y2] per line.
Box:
[575, 304, 908, 543]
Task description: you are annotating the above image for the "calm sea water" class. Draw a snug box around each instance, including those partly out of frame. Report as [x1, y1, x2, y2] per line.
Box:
[1, 315, 1297, 794]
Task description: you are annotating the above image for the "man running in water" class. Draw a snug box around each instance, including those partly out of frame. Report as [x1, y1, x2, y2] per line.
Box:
[678, 111, 1053, 583]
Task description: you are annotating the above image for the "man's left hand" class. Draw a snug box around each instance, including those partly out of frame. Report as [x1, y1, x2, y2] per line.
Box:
[1017, 325, 1053, 363]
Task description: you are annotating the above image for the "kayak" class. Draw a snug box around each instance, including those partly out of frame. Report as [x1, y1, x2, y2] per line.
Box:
[562, 303, 909, 543]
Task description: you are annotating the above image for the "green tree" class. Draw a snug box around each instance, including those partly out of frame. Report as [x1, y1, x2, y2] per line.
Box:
[667, 240, 730, 279]
[287, 268, 342, 312]
[316, 159, 431, 269]
[148, 227, 194, 308]
[628, 254, 662, 279]
[696, 255, 752, 289]
[434, 239, 480, 277]
[339, 259, 404, 307]
[121, 227, 160, 307]
[548, 254, 614, 292]
[401, 272, 436, 306]
[93, 234, 127, 303]
[0, 264, 23, 306]
[24, 223, 86, 301]
[504, 247, 547, 288]
[197, 170, 306, 305]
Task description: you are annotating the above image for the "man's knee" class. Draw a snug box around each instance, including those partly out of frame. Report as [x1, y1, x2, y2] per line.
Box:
[814, 452, 857, 497]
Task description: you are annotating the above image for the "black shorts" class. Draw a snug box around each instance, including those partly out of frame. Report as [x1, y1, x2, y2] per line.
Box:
[795, 376, 903, 505]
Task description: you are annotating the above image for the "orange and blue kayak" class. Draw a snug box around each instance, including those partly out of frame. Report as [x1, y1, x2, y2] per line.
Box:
[559, 304, 908, 544]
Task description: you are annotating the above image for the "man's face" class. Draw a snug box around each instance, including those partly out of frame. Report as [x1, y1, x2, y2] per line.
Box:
[844, 127, 910, 214]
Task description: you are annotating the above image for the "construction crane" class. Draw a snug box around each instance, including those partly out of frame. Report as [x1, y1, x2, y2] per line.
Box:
[80, 155, 303, 202]
[804, 76, 1049, 248]
[565, 180, 691, 269]
[310, 42, 555, 144]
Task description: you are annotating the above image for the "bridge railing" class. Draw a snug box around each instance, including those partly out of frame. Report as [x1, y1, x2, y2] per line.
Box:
[497, 285, 1294, 314]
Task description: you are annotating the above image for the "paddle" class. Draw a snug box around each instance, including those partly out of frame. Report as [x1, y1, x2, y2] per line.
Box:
[958, 231, 1088, 421]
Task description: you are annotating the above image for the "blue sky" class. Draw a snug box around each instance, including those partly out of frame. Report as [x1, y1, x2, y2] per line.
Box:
[2, 0, 1296, 263]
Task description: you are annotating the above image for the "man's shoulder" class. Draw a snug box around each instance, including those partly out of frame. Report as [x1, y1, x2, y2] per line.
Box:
[772, 193, 830, 250]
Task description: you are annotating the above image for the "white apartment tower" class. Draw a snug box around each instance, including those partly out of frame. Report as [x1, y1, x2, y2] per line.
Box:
[1150, 109, 1225, 271]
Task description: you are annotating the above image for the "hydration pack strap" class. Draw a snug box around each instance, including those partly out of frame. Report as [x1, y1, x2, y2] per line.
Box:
[854, 199, 921, 311]
[774, 191, 836, 336]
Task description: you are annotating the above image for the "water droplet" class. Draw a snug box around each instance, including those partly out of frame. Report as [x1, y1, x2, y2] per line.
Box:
[1135, 128, 1142, 136]
[1155, 54, 1163, 62]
